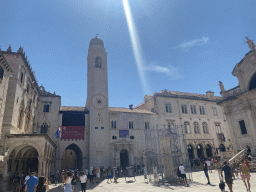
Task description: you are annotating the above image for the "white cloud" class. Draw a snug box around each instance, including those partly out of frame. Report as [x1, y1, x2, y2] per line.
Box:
[143, 62, 184, 80]
[175, 36, 209, 50]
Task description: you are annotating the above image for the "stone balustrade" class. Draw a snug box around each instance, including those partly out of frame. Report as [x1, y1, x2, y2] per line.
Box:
[228, 148, 246, 167]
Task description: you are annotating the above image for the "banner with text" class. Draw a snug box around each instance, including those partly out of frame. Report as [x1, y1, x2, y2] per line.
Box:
[119, 130, 129, 138]
[61, 126, 85, 140]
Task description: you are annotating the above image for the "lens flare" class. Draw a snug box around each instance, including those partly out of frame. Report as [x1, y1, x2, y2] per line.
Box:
[123, 0, 149, 95]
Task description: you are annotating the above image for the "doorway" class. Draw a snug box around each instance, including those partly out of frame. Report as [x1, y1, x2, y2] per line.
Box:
[120, 149, 129, 168]
[197, 144, 203, 158]
[188, 145, 194, 160]
[206, 144, 213, 157]
[62, 144, 82, 170]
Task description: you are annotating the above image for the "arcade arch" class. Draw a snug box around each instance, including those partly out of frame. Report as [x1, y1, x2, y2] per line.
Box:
[62, 144, 83, 170]
[205, 144, 213, 157]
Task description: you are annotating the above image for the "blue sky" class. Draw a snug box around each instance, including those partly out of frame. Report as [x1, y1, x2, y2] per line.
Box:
[1, 0, 255, 107]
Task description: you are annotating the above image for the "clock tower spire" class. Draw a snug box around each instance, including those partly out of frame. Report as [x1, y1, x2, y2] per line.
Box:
[86, 35, 110, 167]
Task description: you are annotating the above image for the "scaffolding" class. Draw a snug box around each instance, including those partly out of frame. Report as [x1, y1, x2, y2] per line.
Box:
[144, 124, 192, 183]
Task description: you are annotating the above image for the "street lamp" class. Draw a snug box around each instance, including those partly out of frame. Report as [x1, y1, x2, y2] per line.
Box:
[4, 148, 9, 157]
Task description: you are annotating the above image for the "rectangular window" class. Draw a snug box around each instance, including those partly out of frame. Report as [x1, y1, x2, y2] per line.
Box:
[26, 83, 30, 94]
[145, 122, 149, 129]
[101, 127, 104, 129]
[20, 72, 24, 84]
[191, 105, 197, 114]
[215, 123, 221, 134]
[111, 121, 116, 129]
[199, 106, 205, 115]
[129, 121, 133, 129]
[239, 120, 247, 135]
[165, 103, 172, 113]
[181, 104, 188, 113]
[43, 105, 49, 112]
[95, 127, 98, 129]
[212, 107, 218, 116]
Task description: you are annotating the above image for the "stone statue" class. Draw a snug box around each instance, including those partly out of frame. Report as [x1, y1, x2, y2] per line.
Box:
[219, 81, 225, 93]
[245, 37, 255, 50]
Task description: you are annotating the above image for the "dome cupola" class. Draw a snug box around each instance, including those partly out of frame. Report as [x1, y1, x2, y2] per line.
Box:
[89, 34, 104, 47]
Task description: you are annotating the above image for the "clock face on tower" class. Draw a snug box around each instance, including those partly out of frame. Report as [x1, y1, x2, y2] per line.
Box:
[91, 94, 107, 109]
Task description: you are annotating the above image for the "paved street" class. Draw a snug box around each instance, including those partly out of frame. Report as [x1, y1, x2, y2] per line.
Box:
[48, 170, 256, 192]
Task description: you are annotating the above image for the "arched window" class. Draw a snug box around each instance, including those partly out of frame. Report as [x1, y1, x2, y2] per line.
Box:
[249, 73, 256, 90]
[219, 144, 226, 152]
[202, 122, 209, 134]
[193, 122, 200, 134]
[94, 56, 102, 68]
[0, 66, 4, 80]
[184, 121, 191, 133]
[41, 122, 48, 133]
[167, 122, 175, 133]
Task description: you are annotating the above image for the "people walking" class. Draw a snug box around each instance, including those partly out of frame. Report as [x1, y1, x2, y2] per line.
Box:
[203, 160, 211, 184]
[240, 159, 251, 192]
[34, 177, 49, 192]
[25, 172, 38, 192]
[13, 172, 21, 192]
[107, 169, 112, 183]
[221, 162, 233, 192]
[79, 171, 87, 192]
[179, 164, 188, 186]
[64, 172, 73, 192]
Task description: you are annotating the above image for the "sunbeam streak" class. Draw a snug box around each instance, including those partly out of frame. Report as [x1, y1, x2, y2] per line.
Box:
[122, 0, 149, 95]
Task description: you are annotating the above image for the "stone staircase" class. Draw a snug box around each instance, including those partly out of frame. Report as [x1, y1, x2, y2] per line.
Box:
[249, 155, 256, 172]
[228, 149, 247, 168]
[227, 149, 256, 172]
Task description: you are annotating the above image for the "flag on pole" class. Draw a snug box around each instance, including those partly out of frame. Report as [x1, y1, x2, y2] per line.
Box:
[221, 133, 225, 142]
[55, 127, 61, 138]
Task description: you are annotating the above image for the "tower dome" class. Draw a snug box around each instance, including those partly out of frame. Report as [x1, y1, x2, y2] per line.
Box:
[89, 35, 104, 47]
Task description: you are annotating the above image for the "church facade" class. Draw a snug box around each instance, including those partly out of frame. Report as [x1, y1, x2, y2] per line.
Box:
[0, 36, 246, 191]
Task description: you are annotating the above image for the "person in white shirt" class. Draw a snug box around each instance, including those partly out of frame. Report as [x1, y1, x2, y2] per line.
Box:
[79, 171, 87, 192]
[179, 164, 188, 186]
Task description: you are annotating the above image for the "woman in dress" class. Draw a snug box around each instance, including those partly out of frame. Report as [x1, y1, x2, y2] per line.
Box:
[79, 171, 87, 192]
[64, 172, 73, 192]
[240, 159, 251, 192]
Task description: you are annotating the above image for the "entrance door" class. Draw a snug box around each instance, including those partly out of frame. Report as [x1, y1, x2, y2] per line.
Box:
[197, 144, 203, 158]
[188, 145, 194, 160]
[120, 149, 129, 168]
[206, 144, 213, 157]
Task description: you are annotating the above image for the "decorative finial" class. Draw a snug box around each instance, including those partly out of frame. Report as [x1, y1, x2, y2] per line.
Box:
[219, 81, 225, 93]
[245, 37, 255, 50]
[18, 46, 23, 53]
[7, 45, 12, 52]
[96, 34, 98, 38]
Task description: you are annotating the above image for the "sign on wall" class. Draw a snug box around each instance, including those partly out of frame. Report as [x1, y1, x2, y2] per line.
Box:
[61, 126, 85, 140]
[119, 130, 129, 138]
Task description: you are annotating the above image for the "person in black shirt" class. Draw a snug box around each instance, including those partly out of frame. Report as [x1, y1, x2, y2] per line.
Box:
[203, 160, 210, 184]
[221, 161, 233, 192]
[13, 172, 21, 192]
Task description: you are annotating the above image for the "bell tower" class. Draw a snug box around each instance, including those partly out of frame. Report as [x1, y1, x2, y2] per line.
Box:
[86, 35, 110, 167]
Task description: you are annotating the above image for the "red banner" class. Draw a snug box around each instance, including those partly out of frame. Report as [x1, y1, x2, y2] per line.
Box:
[61, 126, 85, 140]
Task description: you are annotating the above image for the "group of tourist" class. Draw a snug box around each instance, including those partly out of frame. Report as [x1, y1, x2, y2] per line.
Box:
[202, 155, 252, 192]
[12, 172, 49, 192]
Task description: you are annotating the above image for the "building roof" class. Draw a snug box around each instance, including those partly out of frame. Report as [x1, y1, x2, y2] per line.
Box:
[135, 99, 154, 110]
[155, 89, 221, 101]
[60, 106, 88, 112]
[109, 107, 153, 114]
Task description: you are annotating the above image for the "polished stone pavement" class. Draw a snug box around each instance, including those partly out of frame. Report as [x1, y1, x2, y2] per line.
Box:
[48, 170, 256, 192]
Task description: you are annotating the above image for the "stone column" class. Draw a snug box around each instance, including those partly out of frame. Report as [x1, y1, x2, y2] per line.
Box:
[38, 157, 43, 177]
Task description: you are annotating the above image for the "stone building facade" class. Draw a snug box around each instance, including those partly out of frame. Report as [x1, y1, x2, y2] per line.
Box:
[218, 37, 256, 155]
[0, 36, 247, 190]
